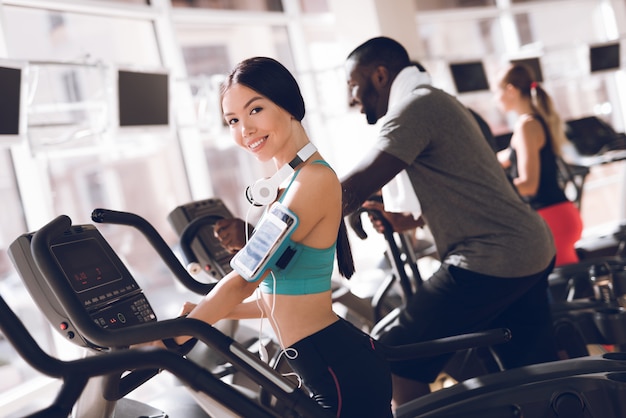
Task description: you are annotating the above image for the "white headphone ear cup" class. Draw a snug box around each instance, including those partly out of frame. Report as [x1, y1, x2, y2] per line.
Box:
[246, 155, 300, 206]
[247, 177, 279, 206]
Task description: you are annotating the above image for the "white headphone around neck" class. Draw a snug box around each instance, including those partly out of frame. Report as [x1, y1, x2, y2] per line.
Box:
[246, 143, 317, 206]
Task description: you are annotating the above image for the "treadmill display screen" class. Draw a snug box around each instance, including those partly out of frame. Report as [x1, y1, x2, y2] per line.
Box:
[52, 238, 123, 293]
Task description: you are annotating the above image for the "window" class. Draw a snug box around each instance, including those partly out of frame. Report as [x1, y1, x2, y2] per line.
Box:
[0, 5, 192, 411]
[3, 7, 161, 65]
[0, 152, 26, 282]
[299, 0, 330, 13]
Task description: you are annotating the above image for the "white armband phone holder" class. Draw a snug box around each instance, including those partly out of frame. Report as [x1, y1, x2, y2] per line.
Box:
[230, 202, 300, 282]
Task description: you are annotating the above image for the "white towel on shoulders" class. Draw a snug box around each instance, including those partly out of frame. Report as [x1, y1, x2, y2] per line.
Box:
[381, 66, 431, 219]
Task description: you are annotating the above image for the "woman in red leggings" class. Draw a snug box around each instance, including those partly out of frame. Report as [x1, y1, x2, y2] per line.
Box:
[495, 63, 583, 266]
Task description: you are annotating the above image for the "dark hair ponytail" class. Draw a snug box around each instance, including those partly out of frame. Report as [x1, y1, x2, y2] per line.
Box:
[336, 218, 355, 279]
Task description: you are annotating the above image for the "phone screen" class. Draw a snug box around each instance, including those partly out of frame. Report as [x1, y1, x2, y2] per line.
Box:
[231, 203, 297, 280]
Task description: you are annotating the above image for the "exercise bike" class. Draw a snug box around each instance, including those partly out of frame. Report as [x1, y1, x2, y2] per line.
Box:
[348, 195, 626, 358]
[344, 208, 626, 417]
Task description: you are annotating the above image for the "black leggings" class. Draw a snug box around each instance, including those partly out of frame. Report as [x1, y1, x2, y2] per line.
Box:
[288, 318, 393, 418]
[378, 260, 558, 382]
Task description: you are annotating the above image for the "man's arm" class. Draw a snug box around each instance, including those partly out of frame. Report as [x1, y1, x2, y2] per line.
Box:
[213, 218, 250, 253]
[340, 148, 408, 216]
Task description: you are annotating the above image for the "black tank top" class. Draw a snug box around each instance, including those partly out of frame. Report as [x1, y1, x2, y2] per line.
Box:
[508, 115, 568, 210]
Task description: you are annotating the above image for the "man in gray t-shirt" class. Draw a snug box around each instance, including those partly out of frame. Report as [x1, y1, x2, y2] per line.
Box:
[341, 36, 558, 409]
[378, 84, 554, 277]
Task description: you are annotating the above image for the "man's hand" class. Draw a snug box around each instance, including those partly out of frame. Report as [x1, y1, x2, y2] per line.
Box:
[361, 200, 424, 233]
[213, 218, 248, 253]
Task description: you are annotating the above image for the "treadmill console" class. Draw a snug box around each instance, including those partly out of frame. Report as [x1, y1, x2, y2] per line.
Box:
[8, 223, 156, 349]
[168, 198, 235, 277]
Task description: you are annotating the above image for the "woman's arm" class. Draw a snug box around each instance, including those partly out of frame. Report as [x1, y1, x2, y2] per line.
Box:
[227, 299, 268, 319]
[172, 270, 261, 344]
[511, 117, 545, 196]
[189, 270, 261, 323]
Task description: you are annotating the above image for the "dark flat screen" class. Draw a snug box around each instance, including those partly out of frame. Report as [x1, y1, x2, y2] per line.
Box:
[0, 66, 22, 135]
[118, 70, 169, 127]
[590, 43, 621, 72]
[450, 61, 490, 93]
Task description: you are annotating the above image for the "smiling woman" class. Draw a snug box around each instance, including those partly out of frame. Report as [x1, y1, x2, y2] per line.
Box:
[168, 56, 393, 417]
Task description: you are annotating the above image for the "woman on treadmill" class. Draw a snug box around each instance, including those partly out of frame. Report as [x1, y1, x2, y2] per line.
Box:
[170, 57, 392, 417]
[495, 63, 583, 267]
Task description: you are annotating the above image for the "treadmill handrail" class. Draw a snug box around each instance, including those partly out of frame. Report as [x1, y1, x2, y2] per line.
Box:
[91, 208, 215, 295]
[0, 293, 279, 418]
[380, 328, 511, 361]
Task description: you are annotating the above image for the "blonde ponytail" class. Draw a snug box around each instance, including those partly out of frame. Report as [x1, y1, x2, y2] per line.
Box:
[529, 83, 568, 156]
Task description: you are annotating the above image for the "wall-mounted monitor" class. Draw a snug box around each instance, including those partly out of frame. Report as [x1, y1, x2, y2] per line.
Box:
[117, 69, 169, 128]
[449, 61, 490, 94]
[590, 42, 621, 73]
[0, 64, 25, 139]
[510, 57, 544, 82]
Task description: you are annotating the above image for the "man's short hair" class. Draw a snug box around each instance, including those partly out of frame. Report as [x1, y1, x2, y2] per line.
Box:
[347, 36, 411, 74]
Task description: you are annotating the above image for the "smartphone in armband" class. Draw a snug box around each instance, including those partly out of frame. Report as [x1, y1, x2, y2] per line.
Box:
[230, 202, 299, 282]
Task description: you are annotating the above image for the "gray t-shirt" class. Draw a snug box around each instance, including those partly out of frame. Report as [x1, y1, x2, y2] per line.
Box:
[376, 85, 555, 277]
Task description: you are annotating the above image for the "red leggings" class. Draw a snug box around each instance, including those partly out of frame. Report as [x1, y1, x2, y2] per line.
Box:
[537, 201, 583, 267]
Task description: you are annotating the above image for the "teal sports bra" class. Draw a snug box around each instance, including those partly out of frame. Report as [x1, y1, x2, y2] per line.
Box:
[259, 160, 336, 295]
